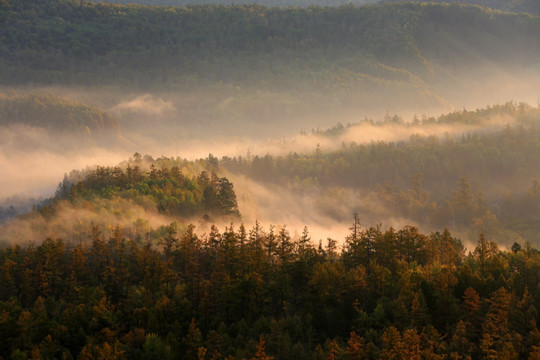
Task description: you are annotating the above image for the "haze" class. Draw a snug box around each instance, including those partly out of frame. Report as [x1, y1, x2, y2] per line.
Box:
[1, 0, 540, 248]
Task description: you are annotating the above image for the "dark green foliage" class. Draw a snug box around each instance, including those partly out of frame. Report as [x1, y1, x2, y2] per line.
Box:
[85, 0, 378, 7]
[51, 159, 240, 220]
[0, 0, 538, 89]
[382, 0, 540, 15]
[1, 223, 539, 359]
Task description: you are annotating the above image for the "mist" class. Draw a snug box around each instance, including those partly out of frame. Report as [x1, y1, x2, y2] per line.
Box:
[1, 60, 540, 248]
[0, 146, 130, 199]
[0, 88, 524, 200]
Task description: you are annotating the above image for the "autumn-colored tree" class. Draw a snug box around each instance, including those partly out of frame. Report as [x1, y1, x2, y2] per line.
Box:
[345, 331, 365, 360]
[326, 339, 341, 360]
[249, 336, 274, 360]
[480, 287, 518, 360]
[450, 321, 472, 360]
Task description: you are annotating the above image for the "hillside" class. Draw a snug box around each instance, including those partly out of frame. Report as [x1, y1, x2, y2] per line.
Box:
[2, 0, 540, 358]
[86, 0, 378, 6]
[53, 157, 240, 219]
[0, 93, 119, 135]
[1, 1, 538, 92]
[0, 92, 125, 152]
[221, 102, 540, 245]
[381, 0, 540, 15]
[0, 155, 240, 244]
[58, 0, 540, 15]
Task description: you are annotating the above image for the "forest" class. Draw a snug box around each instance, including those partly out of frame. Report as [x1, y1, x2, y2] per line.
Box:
[1, 0, 539, 92]
[216, 102, 540, 246]
[85, 0, 378, 7]
[1, 215, 540, 359]
[0, 139, 538, 358]
[52, 159, 240, 220]
[2, 0, 540, 358]
[382, 0, 540, 14]
[83, 0, 540, 14]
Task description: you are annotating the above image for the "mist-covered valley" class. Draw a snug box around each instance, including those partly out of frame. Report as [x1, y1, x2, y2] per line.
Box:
[2, 85, 540, 249]
[4, 0, 540, 359]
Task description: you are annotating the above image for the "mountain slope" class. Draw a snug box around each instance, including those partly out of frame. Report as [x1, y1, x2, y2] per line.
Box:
[0, 93, 119, 135]
[0, 92, 125, 151]
[1, 0, 538, 88]
[381, 0, 540, 15]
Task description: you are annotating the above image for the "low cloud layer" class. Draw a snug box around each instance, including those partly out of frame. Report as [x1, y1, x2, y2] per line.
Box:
[110, 94, 176, 117]
[0, 147, 130, 199]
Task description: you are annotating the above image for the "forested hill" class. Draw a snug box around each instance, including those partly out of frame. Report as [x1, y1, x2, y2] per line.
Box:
[84, 0, 540, 14]
[0, 93, 119, 136]
[381, 0, 540, 15]
[1, 0, 538, 89]
[0, 155, 241, 243]
[0, 92, 124, 150]
[221, 103, 540, 245]
[86, 0, 378, 6]
[52, 158, 241, 220]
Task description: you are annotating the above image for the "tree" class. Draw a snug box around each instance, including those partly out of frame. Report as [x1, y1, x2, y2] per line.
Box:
[379, 327, 404, 360]
[326, 339, 341, 360]
[450, 321, 473, 360]
[480, 287, 518, 360]
[160, 222, 179, 259]
[450, 177, 476, 227]
[345, 331, 365, 360]
[249, 336, 274, 360]
[216, 177, 240, 218]
[183, 319, 203, 360]
[277, 226, 294, 264]
[474, 234, 498, 278]
[298, 226, 312, 257]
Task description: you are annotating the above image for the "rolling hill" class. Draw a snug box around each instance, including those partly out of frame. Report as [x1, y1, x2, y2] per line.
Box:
[1, 0, 538, 92]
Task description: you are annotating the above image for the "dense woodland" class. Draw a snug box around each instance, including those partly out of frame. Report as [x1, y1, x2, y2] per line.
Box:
[383, 0, 540, 14]
[86, 0, 378, 7]
[84, 0, 540, 14]
[1, 0, 538, 90]
[219, 103, 540, 245]
[1, 219, 540, 359]
[50, 156, 240, 220]
[2, 0, 540, 358]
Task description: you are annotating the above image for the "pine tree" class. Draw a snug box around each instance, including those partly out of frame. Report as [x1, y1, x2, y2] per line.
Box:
[183, 319, 203, 360]
[480, 287, 518, 360]
[345, 331, 365, 360]
[326, 339, 341, 360]
[249, 336, 274, 360]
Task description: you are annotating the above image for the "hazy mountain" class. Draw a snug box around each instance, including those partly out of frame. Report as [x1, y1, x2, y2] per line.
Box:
[83, 0, 540, 14]
[2, 0, 538, 89]
[0, 92, 124, 150]
[86, 0, 378, 6]
[0, 93, 119, 135]
[380, 0, 540, 15]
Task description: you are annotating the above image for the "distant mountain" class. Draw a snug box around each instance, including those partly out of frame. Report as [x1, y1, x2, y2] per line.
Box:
[1, 0, 539, 113]
[0, 93, 120, 135]
[80, 0, 540, 13]
[86, 0, 378, 6]
[0, 92, 124, 149]
[1, 1, 538, 83]
[379, 0, 540, 15]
